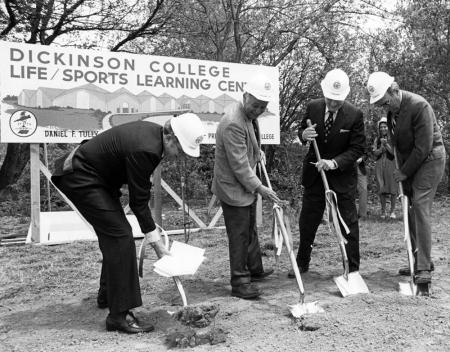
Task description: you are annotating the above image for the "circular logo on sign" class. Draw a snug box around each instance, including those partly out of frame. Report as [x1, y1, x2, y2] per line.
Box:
[333, 81, 341, 90]
[264, 82, 271, 91]
[368, 85, 375, 94]
[195, 135, 204, 145]
[9, 110, 37, 137]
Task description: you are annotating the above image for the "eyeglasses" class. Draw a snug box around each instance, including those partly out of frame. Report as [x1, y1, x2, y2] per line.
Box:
[376, 99, 390, 107]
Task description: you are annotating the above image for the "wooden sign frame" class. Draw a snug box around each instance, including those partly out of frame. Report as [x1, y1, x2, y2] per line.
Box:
[28, 143, 224, 245]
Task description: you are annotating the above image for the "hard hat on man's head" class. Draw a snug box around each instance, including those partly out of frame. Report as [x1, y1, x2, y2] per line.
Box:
[170, 113, 205, 157]
[245, 73, 273, 102]
[320, 69, 350, 101]
[367, 72, 394, 104]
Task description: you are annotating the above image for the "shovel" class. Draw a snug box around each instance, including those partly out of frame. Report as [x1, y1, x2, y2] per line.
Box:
[260, 161, 324, 317]
[393, 149, 418, 296]
[306, 120, 369, 297]
[138, 224, 188, 306]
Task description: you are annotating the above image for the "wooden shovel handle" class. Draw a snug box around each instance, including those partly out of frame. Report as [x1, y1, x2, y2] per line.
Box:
[306, 119, 330, 190]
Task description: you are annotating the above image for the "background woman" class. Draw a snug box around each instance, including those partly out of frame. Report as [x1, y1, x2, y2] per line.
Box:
[372, 117, 397, 219]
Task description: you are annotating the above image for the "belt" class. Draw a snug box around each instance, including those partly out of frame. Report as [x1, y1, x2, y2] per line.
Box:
[432, 141, 443, 147]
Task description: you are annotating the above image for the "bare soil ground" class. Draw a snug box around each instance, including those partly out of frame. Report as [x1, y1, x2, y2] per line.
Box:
[1, 200, 449, 351]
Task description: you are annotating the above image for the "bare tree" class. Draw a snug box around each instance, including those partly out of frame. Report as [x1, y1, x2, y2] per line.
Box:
[0, 0, 174, 195]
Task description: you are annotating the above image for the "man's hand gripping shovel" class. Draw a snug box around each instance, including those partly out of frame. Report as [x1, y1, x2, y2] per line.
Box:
[260, 160, 324, 317]
[138, 225, 188, 307]
[307, 120, 369, 297]
[394, 149, 418, 296]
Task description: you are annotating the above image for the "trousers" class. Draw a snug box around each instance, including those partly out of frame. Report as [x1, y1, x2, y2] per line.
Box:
[406, 151, 445, 271]
[357, 167, 368, 217]
[297, 181, 360, 272]
[52, 172, 142, 315]
[221, 200, 264, 287]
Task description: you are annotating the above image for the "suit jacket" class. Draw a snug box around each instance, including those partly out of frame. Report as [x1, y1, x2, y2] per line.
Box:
[388, 90, 445, 178]
[212, 102, 262, 206]
[298, 98, 365, 193]
[52, 121, 163, 233]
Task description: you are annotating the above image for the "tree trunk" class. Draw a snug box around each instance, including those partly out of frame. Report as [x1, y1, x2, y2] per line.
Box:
[0, 143, 30, 192]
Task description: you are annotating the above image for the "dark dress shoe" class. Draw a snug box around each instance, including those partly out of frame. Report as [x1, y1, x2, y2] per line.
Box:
[414, 270, 431, 284]
[231, 283, 261, 299]
[106, 311, 154, 334]
[97, 288, 108, 309]
[251, 268, 274, 282]
[287, 265, 309, 278]
[399, 262, 434, 276]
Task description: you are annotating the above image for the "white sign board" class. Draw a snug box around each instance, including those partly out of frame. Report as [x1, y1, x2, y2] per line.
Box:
[0, 41, 280, 144]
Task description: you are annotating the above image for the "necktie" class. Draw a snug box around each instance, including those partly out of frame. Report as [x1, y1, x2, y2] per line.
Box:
[252, 119, 260, 144]
[391, 113, 398, 135]
[324, 111, 334, 141]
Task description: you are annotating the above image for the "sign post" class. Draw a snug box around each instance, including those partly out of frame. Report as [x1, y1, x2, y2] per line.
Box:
[30, 143, 41, 243]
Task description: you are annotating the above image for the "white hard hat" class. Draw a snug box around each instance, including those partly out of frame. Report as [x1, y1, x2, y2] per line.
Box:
[367, 72, 394, 104]
[378, 116, 388, 127]
[170, 113, 205, 157]
[245, 73, 273, 102]
[320, 69, 350, 101]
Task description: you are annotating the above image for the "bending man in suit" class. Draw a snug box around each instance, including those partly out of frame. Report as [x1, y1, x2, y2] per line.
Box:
[52, 113, 205, 333]
[289, 68, 365, 278]
[212, 73, 281, 299]
[367, 72, 446, 287]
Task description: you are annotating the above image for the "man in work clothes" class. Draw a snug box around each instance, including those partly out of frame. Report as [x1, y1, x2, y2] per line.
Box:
[290, 68, 366, 277]
[52, 113, 205, 333]
[212, 73, 281, 299]
[367, 72, 446, 288]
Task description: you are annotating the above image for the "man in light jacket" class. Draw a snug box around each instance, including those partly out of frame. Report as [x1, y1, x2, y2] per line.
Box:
[212, 73, 281, 299]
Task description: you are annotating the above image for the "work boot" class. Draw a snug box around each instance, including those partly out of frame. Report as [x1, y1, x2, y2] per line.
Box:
[250, 268, 274, 282]
[399, 262, 434, 276]
[287, 264, 309, 278]
[231, 283, 261, 299]
[106, 311, 154, 334]
[414, 270, 432, 284]
[416, 283, 431, 297]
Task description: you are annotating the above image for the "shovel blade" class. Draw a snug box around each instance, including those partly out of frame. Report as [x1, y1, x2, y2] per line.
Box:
[399, 281, 417, 296]
[333, 271, 370, 297]
[288, 301, 325, 318]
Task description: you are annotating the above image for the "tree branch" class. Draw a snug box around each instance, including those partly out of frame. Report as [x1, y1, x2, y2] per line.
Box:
[110, 0, 167, 51]
[0, 0, 17, 36]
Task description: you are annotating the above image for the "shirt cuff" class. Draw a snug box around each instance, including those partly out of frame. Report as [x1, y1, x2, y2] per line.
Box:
[146, 229, 161, 243]
[331, 159, 338, 170]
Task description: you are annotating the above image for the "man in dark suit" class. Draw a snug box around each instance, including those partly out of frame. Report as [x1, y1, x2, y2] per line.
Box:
[289, 68, 365, 278]
[367, 72, 446, 287]
[52, 113, 205, 333]
[212, 73, 281, 299]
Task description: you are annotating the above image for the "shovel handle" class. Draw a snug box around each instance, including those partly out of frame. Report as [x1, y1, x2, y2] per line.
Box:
[306, 119, 350, 277]
[393, 148, 416, 287]
[329, 200, 350, 279]
[260, 161, 305, 299]
[138, 235, 148, 278]
[306, 119, 330, 190]
[138, 225, 188, 306]
[274, 206, 305, 299]
[159, 225, 188, 307]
